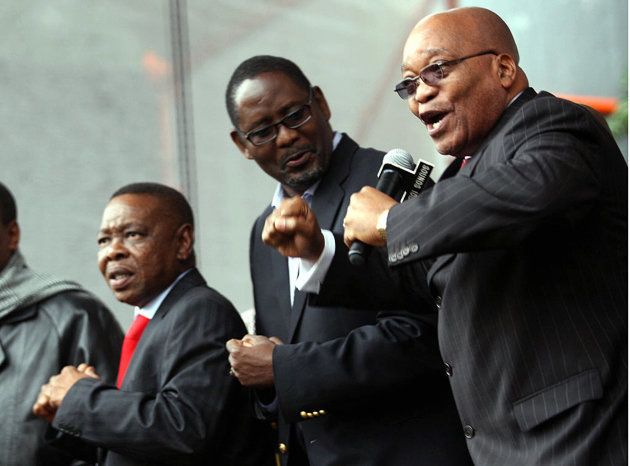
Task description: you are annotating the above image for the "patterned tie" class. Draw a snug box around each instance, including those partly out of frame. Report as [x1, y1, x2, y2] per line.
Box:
[116, 315, 150, 388]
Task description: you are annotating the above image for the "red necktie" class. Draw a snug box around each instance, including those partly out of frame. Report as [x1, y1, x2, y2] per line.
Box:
[116, 315, 150, 388]
[460, 156, 471, 169]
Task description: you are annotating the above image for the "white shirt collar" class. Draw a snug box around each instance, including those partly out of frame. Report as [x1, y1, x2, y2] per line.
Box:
[508, 90, 525, 107]
[134, 269, 192, 320]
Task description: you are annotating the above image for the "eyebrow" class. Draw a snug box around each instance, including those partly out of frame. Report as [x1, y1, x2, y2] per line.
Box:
[98, 222, 143, 234]
[401, 47, 450, 71]
[246, 98, 309, 131]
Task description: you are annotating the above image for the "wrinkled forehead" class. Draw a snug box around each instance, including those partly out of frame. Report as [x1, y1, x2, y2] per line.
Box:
[233, 72, 308, 128]
[402, 15, 477, 68]
[402, 31, 453, 70]
[100, 194, 157, 229]
[235, 72, 303, 108]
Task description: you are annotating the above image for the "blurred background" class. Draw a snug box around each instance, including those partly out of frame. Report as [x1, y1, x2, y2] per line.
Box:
[1, 0, 626, 328]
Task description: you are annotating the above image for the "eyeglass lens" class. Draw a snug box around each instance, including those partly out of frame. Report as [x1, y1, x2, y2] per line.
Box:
[247, 104, 312, 145]
[394, 50, 497, 100]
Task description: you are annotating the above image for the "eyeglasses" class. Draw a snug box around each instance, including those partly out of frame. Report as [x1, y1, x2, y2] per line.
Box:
[394, 50, 497, 99]
[242, 88, 313, 146]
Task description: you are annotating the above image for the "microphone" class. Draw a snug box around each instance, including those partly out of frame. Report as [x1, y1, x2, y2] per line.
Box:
[348, 149, 416, 266]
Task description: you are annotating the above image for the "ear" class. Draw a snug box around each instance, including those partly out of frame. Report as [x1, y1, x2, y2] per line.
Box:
[312, 86, 332, 121]
[7, 220, 19, 252]
[496, 54, 518, 89]
[175, 223, 194, 261]
[230, 129, 254, 160]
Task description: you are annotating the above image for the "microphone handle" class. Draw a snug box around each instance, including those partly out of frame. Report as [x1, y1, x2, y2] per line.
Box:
[347, 169, 403, 266]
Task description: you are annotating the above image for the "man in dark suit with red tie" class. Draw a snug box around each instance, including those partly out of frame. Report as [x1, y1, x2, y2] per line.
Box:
[33, 182, 273, 466]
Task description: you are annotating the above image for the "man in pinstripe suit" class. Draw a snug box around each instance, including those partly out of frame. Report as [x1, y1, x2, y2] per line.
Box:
[335, 6, 627, 465]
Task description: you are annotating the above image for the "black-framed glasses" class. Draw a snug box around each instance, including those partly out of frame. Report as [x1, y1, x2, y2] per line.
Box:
[394, 50, 497, 99]
[242, 88, 314, 146]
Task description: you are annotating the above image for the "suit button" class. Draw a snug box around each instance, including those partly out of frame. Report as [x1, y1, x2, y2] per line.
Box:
[464, 425, 475, 439]
[278, 443, 288, 454]
[396, 251, 404, 260]
[319, 409, 326, 415]
[410, 243, 419, 253]
[435, 295, 442, 309]
[300, 411, 307, 419]
[444, 362, 453, 377]
[402, 246, 410, 256]
[307, 412, 314, 418]
[389, 253, 397, 263]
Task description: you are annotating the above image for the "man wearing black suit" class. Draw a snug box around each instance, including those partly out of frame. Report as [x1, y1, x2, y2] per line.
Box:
[223, 55, 471, 466]
[33, 183, 273, 466]
[336, 7, 627, 465]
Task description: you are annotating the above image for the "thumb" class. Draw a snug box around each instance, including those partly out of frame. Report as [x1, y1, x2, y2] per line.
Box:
[269, 336, 284, 345]
[84, 366, 99, 379]
[225, 339, 242, 353]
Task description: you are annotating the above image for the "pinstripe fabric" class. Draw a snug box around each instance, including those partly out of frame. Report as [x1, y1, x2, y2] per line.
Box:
[387, 89, 628, 465]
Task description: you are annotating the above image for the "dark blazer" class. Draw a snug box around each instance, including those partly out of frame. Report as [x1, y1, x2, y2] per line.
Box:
[52, 268, 274, 466]
[382, 89, 627, 465]
[250, 134, 472, 466]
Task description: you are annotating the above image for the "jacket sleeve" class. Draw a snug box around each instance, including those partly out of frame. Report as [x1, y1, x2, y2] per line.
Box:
[388, 96, 623, 263]
[273, 307, 443, 423]
[311, 233, 432, 313]
[51, 290, 245, 464]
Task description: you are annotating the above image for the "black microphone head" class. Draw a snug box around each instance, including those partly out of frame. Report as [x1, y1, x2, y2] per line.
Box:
[383, 148, 414, 170]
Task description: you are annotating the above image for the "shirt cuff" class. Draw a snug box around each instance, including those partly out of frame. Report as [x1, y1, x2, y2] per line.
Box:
[295, 229, 335, 294]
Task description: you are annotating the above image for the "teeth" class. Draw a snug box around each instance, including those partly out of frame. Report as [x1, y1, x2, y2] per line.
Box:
[430, 118, 443, 130]
[112, 272, 130, 280]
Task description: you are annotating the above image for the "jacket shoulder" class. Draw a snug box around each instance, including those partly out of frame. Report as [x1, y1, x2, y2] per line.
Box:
[170, 283, 246, 335]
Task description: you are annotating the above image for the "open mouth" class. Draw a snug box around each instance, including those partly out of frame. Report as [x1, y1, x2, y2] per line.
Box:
[283, 149, 312, 168]
[420, 110, 448, 134]
[107, 268, 134, 290]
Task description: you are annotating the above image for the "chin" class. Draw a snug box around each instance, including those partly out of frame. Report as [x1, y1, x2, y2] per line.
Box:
[287, 167, 325, 191]
[114, 292, 137, 306]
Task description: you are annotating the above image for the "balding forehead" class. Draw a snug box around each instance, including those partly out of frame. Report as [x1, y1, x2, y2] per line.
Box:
[405, 7, 518, 61]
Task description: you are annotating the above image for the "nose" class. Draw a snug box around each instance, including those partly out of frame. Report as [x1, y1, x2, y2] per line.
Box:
[105, 237, 129, 261]
[274, 123, 300, 147]
[412, 79, 437, 105]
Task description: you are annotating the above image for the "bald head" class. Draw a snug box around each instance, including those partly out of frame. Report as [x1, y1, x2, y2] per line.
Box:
[410, 7, 520, 63]
[400, 7, 528, 157]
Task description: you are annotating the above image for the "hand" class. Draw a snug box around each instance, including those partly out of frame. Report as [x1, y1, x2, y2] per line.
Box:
[262, 197, 324, 261]
[77, 362, 101, 379]
[32, 364, 100, 422]
[226, 335, 283, 388]
[343, 186, 398, 248]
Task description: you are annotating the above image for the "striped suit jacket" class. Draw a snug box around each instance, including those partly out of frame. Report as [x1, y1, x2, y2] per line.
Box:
[386, 88, 628, 465]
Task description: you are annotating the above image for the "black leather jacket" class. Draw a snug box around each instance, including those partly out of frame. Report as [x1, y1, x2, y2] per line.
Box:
[0, 289, 122, 466]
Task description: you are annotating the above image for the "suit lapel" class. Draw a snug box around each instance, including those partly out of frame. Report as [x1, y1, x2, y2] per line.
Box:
[122, 268, 205, 383]
[426, 89, 538, 289]
[425, 158, 462, 286]
[287, 134, 357, 342]
[271, 246, 293, 339]
[152, 268, 206, 321]
[310, 135, 357, 229]
[463, 87, 537, 176]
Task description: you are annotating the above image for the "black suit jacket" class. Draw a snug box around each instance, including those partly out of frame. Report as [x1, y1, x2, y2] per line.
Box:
[53, 268, 274, 466]
[250, 134, 472, 466]
[380, 89, 627, 465]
